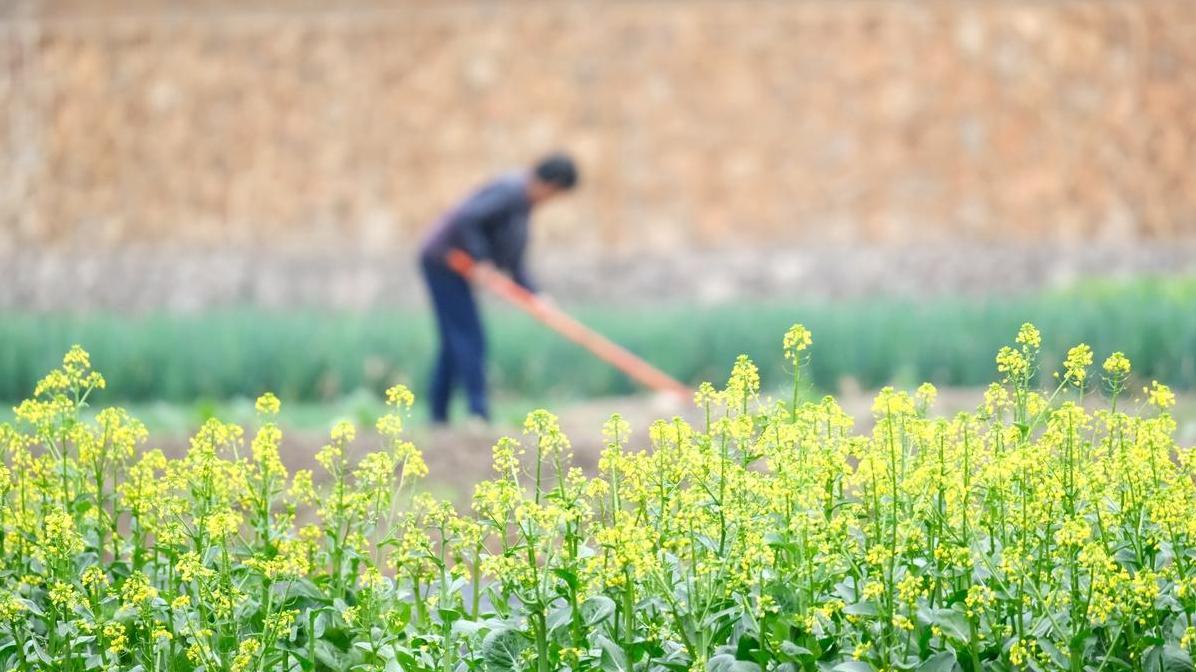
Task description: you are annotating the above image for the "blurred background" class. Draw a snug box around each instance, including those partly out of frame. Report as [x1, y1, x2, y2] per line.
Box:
[3, 0, 1196, 477]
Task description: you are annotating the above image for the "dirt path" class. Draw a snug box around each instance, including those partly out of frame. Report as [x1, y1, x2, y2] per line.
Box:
[282, 389, 991, 503]
[147, 388, 1196, 508]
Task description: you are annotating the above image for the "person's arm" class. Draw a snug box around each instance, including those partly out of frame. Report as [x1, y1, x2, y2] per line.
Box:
[446, 184, 515, 263]
[509, 231, 537, 293]
[492, 216, 537, 293]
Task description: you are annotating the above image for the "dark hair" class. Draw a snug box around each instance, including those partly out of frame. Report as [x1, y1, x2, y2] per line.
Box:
[533, 153, 579, 190]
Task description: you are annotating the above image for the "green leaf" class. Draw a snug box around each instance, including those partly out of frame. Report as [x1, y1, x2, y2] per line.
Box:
[1068, 627, 1093, 651]
[1144, 645, 1195, 672]
[314, 640, 345, 669]
[18, 598, 44, 618]
[596, 635, 631, 672]
[282, 578, 328, 602]
[354, 640, 386, 656]
[1035, 639, 1069, 669]
[735, 635, 761, 661]
[917, 651, 957, 672]
[546, 605, 573, 638]
[482, 628, 529, 672]
[452, 619, 486, 637]
[437, 607, 462, 625]
[767, 584, 801, 613]
[842, 602, 878, 617]
[779, 640, 812, 660]
[708, 654, 763, 672]
[551, 568, 579, 592]
[831, 662, 873, 672]
[702, 606, 742, 630]
[581, 595, 617, 627]
[921, 608, 969, 642]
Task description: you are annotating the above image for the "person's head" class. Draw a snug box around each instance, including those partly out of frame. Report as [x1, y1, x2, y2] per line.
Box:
[526, 152, 579, 205]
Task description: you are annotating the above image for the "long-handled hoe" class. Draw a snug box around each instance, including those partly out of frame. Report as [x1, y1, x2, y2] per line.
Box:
[446, 250, 692, 402]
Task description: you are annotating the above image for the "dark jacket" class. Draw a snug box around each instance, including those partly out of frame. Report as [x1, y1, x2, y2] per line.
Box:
[420, 173, 536, 292]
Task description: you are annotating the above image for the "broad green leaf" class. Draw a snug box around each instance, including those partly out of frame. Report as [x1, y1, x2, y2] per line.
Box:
[437, 607, 462, 625]
[283, 578, 328, 602]
[482, 628, 529, 672]
[452, 619, 486, 637]
[551, 567, 579, 592]
[314, 640, 345, 669]
[581, 595, 617, 627]
[596, 635, 631, 672]
[1144, 645, 1195, 672]
[1035, 639, 1069, 669]
[921, 608, 969, 642]
[779, 640, 812, 660]
[708, 653, 764, 672]
[917, 651, 957, 672]
[735, 635, 761, 661]
[843, 602, 878, 617]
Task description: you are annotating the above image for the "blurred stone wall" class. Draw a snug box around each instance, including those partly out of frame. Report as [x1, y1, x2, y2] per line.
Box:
[2, 0, 1195, 309]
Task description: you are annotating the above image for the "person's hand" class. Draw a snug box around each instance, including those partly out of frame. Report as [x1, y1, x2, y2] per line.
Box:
[470, 261, 499, 283]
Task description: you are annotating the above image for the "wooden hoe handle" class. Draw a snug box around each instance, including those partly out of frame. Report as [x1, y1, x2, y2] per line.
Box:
[446, 249, 692, 400]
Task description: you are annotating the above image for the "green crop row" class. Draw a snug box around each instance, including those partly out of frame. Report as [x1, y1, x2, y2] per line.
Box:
[1, 276, 1194, 404]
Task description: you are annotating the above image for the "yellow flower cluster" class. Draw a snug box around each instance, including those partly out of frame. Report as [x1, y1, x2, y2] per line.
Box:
[1062, 343, 1093, 387]
[0, 330, 1191, 671]
[254, 392, 281, 416]
[783, 323, 813, 362]
[1103, 351, 1132, 377]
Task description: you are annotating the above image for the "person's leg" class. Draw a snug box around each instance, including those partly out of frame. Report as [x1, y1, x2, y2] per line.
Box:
[423, 257, 489, 422]
[437, 288, 488, 421]
[454, 292, 489, 421]
[428, 341, 454, 424]
[422, 260, 459, 423]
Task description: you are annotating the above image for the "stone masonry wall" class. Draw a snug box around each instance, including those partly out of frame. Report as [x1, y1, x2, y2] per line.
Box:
[2, 0, 1195, 309]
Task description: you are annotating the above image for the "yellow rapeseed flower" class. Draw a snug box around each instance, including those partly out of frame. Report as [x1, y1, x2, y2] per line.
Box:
[385, 384, 416, 409]
[1015, 323, 1041, 350]
[783, 323, 813, 362]
[255, 392, 281, 415]
[1146, 381, 1176, 410]
[1062, 343, 1093, 387]
[996, 346, 1030, 381]
[231, 638, 262, 672]
[1103, 352, 1131, 377]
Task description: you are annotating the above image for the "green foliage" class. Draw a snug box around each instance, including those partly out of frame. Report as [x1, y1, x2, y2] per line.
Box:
[3, 277, 1196, 404]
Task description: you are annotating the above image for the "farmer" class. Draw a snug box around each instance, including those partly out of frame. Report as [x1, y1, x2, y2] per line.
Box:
[419, 153, 579, 425]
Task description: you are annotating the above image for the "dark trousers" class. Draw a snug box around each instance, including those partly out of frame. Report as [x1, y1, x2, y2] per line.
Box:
[420, 256, 488, 423]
